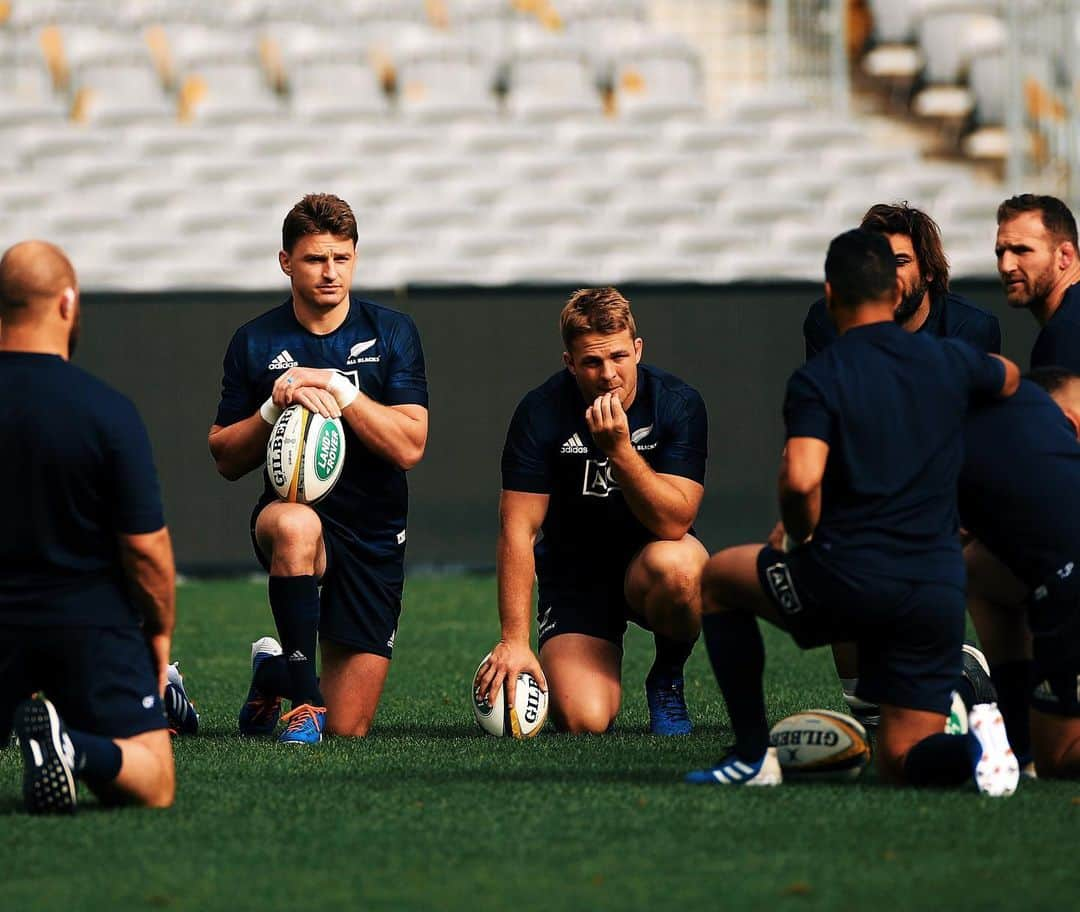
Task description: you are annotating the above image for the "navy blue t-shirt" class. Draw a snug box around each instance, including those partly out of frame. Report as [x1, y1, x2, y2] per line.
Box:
[1030, 283, 1080, 371]
[501, 365, 707, 577]
[215, 295, 428, 560]
[803, 291, 1001, 359]
[786, 322, 1005, 586]
[0, 353, 165, 626]
[960, 380, 1080, 587]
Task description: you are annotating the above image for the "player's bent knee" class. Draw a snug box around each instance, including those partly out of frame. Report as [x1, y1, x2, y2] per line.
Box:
[550, 698, 617, 734]
[264, 505, 322, 547]
[326, 717, 373, 738]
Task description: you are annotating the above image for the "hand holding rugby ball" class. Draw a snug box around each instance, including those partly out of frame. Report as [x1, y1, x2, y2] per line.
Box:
[266, 404, 345, 504]
[472, 655, 548, 738]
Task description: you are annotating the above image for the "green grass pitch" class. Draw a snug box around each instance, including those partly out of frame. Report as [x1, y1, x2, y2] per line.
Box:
[3, 575, 1079, 911]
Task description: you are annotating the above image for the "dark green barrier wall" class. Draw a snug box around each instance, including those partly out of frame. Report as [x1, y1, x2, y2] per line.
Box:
[76, 281, 1036, 572]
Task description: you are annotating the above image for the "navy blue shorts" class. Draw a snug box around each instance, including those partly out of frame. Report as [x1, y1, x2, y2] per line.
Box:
[251, 501, 403, 660]
[535, 548, 648, 651]
[1028, 564, 1080, 718]
[0, 624, 166, 744]
[756, 544, 965, 715]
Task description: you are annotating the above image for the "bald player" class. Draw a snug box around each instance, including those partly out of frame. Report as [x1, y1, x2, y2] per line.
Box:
[0, 241, 176, 813]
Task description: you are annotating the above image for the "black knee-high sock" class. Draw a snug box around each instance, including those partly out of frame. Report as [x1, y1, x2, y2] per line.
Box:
[268, 575, 324, 707]
[903, 733, 972, 787]
[701, 611, 770, 761]
[253, 653, 292, 700]
[68, 729, 122, 784]
[648, 632, 696, 682]
[991, 660, 1033, 762]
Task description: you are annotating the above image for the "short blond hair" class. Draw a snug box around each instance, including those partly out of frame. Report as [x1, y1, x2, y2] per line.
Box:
[560, 287, 637, 350]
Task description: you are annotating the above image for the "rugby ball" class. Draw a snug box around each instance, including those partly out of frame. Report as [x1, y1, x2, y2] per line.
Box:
[472, 656, 548, 739]
[266, 404, 345, 505]
[769, 709, 870, 780]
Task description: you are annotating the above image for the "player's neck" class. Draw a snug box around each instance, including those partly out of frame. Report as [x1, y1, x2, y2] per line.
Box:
[1036, 268, 1080, 325]
[0, 326, 69, 359]
[291, 296, 351, 335]
[832, 300, 897, 335]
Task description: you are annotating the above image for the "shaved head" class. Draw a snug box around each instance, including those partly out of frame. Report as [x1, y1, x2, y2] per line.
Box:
[0, 240, 76, 323]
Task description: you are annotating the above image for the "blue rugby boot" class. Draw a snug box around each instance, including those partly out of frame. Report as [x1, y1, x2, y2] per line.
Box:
[15, 696, 78, 814]
[164, 662, 200, 735]
[646, 676, 693, 736]
[238, 636, 283, 736]
[278, 704, 326, 745]
[685, 747, 782, 787]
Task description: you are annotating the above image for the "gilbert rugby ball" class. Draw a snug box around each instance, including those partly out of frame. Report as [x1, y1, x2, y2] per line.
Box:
[769, 709, 870, 780]
[472, 656, 548, 739]
[266, 404, 345, 505]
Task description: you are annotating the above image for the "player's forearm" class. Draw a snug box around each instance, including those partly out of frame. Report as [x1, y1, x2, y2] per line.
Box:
[208, 414, 272, 480]
[779, 485, 820, 544]
[496, 530, 537, 646]
[341, 394, 427, 470]
[119, 527, 177, 638]
[608, 446, 696, 540]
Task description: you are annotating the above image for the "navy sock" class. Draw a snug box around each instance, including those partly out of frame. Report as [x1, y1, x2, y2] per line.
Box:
[701, 611, 770, 761]
[647, 633, 696, 683]
[990, 660, 1033, 763]
[68, 728, 122, 783]
[253, 653, 292, 700]
[268, 575, 324, 707]
[903, 733, 971, 787]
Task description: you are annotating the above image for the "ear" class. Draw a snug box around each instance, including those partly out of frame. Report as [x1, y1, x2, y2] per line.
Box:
[1064, 408, 1080, 441]
[279, 250, 291, 276]
[1058, 241, 1076, 272]
[633, 337, 643, 363]
[562, 351, 574, 374]
[59, 286, 76, 319]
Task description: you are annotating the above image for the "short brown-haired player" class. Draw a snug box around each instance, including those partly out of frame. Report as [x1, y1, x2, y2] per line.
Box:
[208, 194, 429, 744]
[475, 288, 709, 735]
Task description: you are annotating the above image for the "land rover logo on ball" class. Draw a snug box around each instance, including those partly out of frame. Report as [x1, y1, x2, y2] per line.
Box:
[315, 423, 341, 481]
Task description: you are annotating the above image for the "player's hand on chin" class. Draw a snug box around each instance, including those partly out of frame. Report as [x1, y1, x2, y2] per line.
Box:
[586, 391, 630, 454]
[477, 641, 547, 708]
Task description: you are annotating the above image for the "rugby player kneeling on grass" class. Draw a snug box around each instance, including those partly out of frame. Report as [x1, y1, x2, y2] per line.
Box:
[0, 241, 176, 813]
[961, 366, 1080, 779]
[477, 288, 709, 735]
[686, 230, 1022, 794]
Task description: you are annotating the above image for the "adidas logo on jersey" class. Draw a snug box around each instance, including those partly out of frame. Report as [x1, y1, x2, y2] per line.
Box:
[561, 433, 589, 455]
[268, 350, 298, 370]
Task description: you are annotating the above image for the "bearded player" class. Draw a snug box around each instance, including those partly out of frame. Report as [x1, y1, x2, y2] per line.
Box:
[209, 194, 428, 744]
[477, 287, 708, 735]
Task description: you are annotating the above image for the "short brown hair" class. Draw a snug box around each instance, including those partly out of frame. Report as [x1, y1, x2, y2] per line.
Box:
[860, 202, 949, 299]
[997, 194, 1078, 248]
[560, 287, 637, 349]
[282, 193, 358, 252]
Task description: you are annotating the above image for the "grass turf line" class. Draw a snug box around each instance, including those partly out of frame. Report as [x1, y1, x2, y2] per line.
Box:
[2, 575, 1079, 912]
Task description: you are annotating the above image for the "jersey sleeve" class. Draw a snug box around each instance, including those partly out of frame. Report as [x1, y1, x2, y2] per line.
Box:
[214, 328, 257, 427]
[941, 338, 1006, 397]
[384, 315, 429, 408]
[783, 366, 833, 442]
[501, 393, 553, 494]
[105, 397, 166, 535]
[652, 388, 708, 484]
[1031, 318, 1080, 372]
[979, 315, 1003, 355]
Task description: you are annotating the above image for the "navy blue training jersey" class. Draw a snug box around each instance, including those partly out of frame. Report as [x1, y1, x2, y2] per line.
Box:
[501, 364, 707, 576]
[803, 291, 1001, 360]
[960, 380, 1080, 587]
[786, 322, 1005, 586]
[215, 295, 428, 559]
[1030, 282, 1080, 371]
[0, 353, 164, 626]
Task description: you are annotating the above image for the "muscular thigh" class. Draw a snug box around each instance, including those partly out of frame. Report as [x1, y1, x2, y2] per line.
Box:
[540, 634, 622, 734]
[624, 535, 708, 620]
[253, 500, 327, 578]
